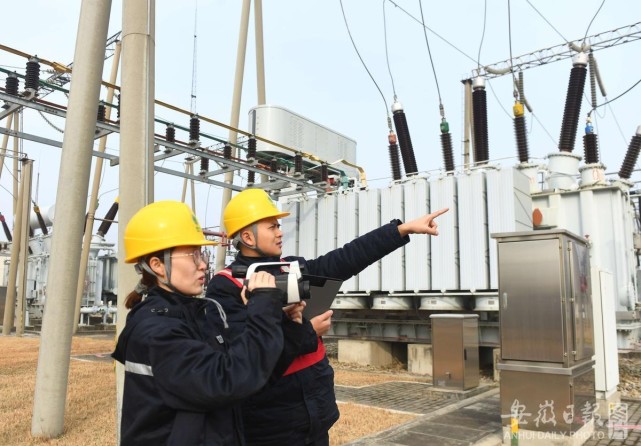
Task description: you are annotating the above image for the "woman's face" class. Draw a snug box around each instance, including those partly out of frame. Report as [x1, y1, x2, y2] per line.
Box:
[162, 245, 207, 295]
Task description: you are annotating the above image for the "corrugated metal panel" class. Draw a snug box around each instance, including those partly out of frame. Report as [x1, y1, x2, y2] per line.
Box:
[458, 169, 489, 290]
[357, 188, 381, 292]
[594, 189, 635, 309]
[336, 192, 359, 292]
[281, 200, 300, 256]
[298, 198, 317, 259]
[380, 184, 405, 292]
[249, 105, 359, 178]
[316, 194, 337, 260]
[486, 167, 533, 289]
[403, 178, 430, 291]
[430, 175, 459, 291]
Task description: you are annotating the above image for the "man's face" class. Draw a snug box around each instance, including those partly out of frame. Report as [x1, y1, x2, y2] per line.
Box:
[244, 217, 283, 257]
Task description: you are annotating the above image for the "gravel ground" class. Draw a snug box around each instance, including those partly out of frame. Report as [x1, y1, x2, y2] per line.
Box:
[618, 353, 641, 398]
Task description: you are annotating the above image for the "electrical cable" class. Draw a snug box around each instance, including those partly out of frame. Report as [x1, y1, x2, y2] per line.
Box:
[591, 77, 641, 112]
[190, 1, 198, 115]
[486, 80, 512, 120]
[0, 182, 14, 198]
[525, 0, 569, 43]
[385, 0, 477, 64]
[583, 0, 607, 47]
[382, 0, 397, 100]
[531, 112, 558, 147]
[37, 110, 65, 133]
[606, 101, 629, 147]
[507, 0, 518, 98]
[339, 0, 389, 116]
[418, 0, 442, 105]
[477, 0, 488, 73]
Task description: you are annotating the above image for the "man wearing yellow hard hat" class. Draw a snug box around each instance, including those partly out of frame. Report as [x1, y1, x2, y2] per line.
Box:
[206, 189, 448, 446]
[112, 200, 302, 445]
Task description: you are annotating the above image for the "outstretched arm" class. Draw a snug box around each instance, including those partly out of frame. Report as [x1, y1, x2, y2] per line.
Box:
[397, 208, 449, 237]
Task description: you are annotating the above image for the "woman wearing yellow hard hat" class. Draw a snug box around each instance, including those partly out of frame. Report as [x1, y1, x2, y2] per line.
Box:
[112, 200, 297, 445]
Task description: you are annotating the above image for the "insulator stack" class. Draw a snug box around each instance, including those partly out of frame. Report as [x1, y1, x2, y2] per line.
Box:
[472, 78, 489, 164]
[0, 212, 12, 241]
[33, 205, 49, 235]
[440, 133, 455, 173]
[166, 124, 175, 143]
[588, 52, 598, 109]
[388, 132, 402, 181]
[115, 93, 121, 121]
[513, 102, 529, 163]
[25, 58, 40, 92]
[392, 100, 418, 175]
[224, 144, 232, 160]
[619, 127, 641, 180]
[200, 157, 209, 174]
[189, 115, 200, 144]
[5, 73, 19, 96]
[439, 120, 455, 173]
[513, 116, 529, 163]
[320, 163, 329, 183]
[247, 137, 257, 161]
[270, 159, 278, 173]
[583, 133, 599, 164]
[163, 125, 175, 154]
[97, 102, 106, 122]
[247, 170, 255, 186]
[294, 153, 303, 175]
[97, 200, 119, 238]
[558, 54, 588, 153]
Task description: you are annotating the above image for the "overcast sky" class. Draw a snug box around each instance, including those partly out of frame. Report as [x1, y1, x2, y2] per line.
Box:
[1, 0, 640, 246]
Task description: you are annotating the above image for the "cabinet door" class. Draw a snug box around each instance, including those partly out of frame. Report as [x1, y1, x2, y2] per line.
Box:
[569, 240, 594, 361]
[498, 238, 565, 362]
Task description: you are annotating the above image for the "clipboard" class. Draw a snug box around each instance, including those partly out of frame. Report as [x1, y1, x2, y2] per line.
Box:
[303, 276, 343, 318]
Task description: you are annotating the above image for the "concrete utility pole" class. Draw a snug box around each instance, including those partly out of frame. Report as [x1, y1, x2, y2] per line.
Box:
[116, 0, 156, 438]
[215, 0, 252, 272]
[2, 154, 27, 335]
[12, 112, 19, 215]
[254, 0, 266, 105]
[254, 0, 269, 186]
[73, 41, 121, 335]
[31, 0, 112, 438]
[0, 113, 14, 182]
[15, 159, 33, 336]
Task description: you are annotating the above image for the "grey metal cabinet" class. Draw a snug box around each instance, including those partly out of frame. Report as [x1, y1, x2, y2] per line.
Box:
[495, 230, 594, 367]
[493, 229, 596, 435]
[430, 314, 479, 390]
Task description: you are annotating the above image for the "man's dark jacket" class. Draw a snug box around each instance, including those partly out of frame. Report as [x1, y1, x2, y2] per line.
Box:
[206, 220, 409, 445]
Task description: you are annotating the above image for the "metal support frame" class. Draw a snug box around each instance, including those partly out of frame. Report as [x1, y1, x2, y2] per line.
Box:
[466, 22, 641, 81]
[0, 91, 326, 194]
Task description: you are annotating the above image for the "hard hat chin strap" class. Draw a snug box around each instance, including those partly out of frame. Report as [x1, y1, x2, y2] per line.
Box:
[235, 223, 268, 257]
[137, 249, 179, 294]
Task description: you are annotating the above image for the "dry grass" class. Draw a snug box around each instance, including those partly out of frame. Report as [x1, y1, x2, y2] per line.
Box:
[0, 335, 116, 446]
[332, 359, 431, 387]
[0, 335, 416, 446]
[331, 402, 416, 445]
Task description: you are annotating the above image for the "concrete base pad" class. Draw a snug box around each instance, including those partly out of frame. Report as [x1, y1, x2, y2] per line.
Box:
[407, 343, 432, 376]
[338, 339, 392, 367]
[595, 389, 621, 420]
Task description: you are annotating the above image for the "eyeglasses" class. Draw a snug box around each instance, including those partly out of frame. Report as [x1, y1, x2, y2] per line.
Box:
[170, 248, 210, 266]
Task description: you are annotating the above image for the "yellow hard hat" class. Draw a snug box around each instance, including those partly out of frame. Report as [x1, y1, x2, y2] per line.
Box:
[223, 189, 290, 237]
[124, 200, 216, 263]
